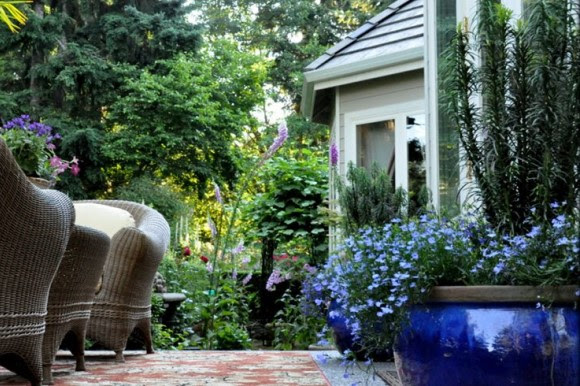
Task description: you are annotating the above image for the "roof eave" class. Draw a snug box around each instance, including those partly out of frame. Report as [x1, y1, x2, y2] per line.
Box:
[301, 46, 424, 119]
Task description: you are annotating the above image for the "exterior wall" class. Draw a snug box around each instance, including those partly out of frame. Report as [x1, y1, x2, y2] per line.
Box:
[337, 69, 424, 178]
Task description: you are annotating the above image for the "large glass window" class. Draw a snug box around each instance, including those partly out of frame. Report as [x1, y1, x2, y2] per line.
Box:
[356, 119, 396, 180]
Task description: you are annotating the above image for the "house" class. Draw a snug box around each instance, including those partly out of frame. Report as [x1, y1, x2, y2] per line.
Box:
[301, 0, 525, 214]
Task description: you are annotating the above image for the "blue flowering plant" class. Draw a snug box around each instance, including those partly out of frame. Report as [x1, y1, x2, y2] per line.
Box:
[307, 206, 579, 357]
[1, 115, 80, 179]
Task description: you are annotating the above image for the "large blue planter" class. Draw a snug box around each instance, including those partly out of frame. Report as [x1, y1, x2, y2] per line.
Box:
[394, 286, 579, 386]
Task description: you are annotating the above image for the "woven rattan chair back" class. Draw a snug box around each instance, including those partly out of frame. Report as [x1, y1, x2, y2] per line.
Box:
[0, 139, 74, 386]
[78, 200, 170, 362]
[42, 225, 110, 384]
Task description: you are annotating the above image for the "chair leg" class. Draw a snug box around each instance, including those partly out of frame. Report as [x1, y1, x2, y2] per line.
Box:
[69, 329, 86, 371]
[137, 319, 154, 354]
[42, 364, 53, 385]
[114, 350, 125, 363]
[75, 355, 86, 372]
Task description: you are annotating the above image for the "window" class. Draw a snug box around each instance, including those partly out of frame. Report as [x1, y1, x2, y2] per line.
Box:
[356, 119, 396, 179]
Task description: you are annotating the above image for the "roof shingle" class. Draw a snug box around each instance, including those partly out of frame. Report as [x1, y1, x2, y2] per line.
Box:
[305, 0, 423, 72]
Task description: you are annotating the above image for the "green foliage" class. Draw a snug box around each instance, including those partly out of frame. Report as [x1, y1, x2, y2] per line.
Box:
[247, 150, 328, 266]
[270, 289, 325, 350]
[336, 162, 407, 237]
[200, 279, 253, 350]
[189, 0, 396, 106]
[158, 253, 254, 350]
[0, 1, 204, 197]
[444, 0, 580, 233]
[0, 126, 47, 176]
[104, 42, 267, 193]
[114, 176, 188, 224]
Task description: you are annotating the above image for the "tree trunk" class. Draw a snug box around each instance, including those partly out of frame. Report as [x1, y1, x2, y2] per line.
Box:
[258, 237, 276, 322]
[29, 1, 44, 113]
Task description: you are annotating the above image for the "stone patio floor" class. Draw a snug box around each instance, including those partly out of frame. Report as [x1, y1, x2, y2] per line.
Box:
[0, 350, 397, 385]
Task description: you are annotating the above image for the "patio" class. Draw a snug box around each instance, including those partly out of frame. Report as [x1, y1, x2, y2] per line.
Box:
[0, 350, 397, 386]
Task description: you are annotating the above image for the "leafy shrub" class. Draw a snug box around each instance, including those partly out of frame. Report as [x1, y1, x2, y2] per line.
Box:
[114, 176, 188, 223]
[270, 289, 326, 350]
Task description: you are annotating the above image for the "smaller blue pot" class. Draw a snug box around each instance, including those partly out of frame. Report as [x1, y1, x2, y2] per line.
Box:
[327, 300, 392, 361]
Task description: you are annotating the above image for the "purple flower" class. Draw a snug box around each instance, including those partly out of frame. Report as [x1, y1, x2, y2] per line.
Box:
[493, 261, 505, 275]
[214, 182, 223, 204]
[207, 216, 217, 238]
[242, 273, 252, 286]
[330, 142, 339, 166]
[231, 241, 245, 255]
[266, 269, 286, 291]
[304, 263, 317, 274]
[316, 354, 328, 364]
[262, 122, 288, 162]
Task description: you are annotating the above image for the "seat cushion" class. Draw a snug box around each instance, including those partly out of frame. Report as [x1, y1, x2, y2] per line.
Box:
[73, 203, 136, 238]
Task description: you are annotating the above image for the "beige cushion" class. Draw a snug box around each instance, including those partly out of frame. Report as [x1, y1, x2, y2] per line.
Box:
[74, 203, 136, 239]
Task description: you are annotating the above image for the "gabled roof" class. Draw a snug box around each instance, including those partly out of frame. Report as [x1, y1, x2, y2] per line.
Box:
[301, 0, 425, 121]
[305, 0, 424, 72]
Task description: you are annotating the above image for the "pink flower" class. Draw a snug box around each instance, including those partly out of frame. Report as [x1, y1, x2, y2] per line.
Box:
[50, 156, 63, 168]
[70, 163, 80, 176]
[183, 246, 192, 256]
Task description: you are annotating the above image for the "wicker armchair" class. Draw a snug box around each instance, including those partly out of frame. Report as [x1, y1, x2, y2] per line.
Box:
[76, 200, 170, 362]
[0, 139, 74, 386]
[42, 225, 110, 385]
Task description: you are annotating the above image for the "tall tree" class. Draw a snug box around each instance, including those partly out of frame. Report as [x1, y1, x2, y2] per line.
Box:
[104, 40, 268, 192]
[0, 1, 211, 197]
[189, 0, 395, 109]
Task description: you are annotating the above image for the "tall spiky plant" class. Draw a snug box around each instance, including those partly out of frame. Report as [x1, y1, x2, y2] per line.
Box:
[444, 0, 580, 234]
[337, 162, 407, 237]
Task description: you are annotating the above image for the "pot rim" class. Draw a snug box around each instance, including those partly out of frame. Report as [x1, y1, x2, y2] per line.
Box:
[427, 285, 579, 304]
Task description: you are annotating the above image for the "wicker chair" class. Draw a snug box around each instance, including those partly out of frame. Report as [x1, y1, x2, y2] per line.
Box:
[0, 139, 75, 386]
[77, 200, 170, 362]
[42, 225, 110, 385]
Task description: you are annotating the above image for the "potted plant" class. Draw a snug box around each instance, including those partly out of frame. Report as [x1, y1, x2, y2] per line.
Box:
[307, 208, 578, 384]
[0, 115, 79, 187]
[306, 1, 579, 384]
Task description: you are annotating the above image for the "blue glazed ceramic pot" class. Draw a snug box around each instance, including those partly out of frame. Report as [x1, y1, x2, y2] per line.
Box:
[327, 300, 392, 361]
[394, 286, 579, 386]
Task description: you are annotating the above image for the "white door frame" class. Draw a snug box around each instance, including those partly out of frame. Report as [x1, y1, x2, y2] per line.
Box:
[344, 100, 425, 193]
